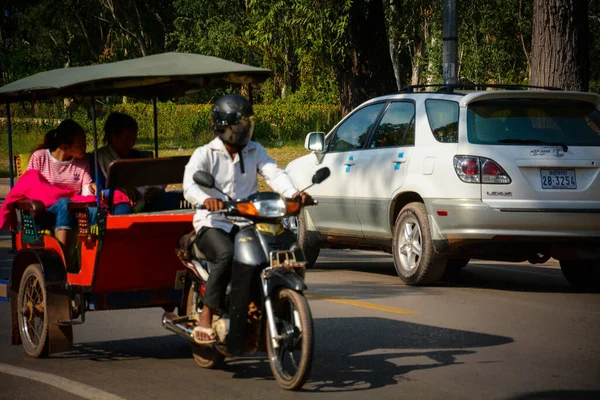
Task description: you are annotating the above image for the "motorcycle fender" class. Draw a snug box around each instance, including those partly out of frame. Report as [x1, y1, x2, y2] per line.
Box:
[226, 260, 255, 356]
[233, 228, 268, 266]
[264, 268, 307, 297]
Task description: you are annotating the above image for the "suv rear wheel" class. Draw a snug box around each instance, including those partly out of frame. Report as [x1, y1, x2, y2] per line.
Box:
[559, 260, 600, 290]
[392, 202, 446, 285]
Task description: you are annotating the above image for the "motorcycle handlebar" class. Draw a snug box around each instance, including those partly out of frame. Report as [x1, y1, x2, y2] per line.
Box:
[195, 198, 318, 210]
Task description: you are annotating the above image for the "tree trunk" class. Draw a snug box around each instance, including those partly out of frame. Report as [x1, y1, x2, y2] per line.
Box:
[383, 0, 403, 90]
[337, 0, 397, 115]
[530, 0, 589, 91]
[410, 36, 424, 85]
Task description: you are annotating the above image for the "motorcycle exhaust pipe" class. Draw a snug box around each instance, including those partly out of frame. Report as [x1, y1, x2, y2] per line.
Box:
[161, 312, 195, 343]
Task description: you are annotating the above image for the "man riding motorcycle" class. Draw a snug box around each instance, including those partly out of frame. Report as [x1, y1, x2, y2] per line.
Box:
[182, 94, 313, 344]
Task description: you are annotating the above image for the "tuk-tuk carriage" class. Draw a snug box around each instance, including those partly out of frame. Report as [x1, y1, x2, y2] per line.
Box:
[0, 53, 319, 390]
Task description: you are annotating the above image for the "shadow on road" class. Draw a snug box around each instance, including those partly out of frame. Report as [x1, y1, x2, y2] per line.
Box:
[312, 258, 600, 294]
[311, 262, 398, 278]
[223, 316, 513, 393]
[59, 335, 191, 362]
[52, 316, 513, 393]
[507, 390, 600, 400]
[307, 281, 440, 300]
[440, 265, 600, 294]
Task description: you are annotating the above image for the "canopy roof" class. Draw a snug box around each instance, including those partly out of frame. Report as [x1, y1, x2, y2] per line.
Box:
[0, 52, 271, 103]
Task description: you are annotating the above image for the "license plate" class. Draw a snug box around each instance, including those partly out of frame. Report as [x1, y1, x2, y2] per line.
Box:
[540, 169, 577, 189]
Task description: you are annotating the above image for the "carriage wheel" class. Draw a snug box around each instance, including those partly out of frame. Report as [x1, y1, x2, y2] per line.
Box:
[17, 264, 49, 358]
[186, 284, 225, 369]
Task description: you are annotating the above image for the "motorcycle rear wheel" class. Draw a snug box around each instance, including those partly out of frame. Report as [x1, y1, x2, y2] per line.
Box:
[266, 288, 314, 391]
[186, 284, 225, 369]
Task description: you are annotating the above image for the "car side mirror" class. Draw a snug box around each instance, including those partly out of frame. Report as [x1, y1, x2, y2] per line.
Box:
[312, 167, 330, 184]
[305, 132, 325, 152]
[193, 171, 215, 189]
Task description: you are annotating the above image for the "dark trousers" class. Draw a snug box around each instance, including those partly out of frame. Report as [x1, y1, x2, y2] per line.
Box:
[194, 226, 237, 310]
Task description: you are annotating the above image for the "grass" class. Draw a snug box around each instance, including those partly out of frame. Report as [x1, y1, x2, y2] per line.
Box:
[1, 142, 311, 193]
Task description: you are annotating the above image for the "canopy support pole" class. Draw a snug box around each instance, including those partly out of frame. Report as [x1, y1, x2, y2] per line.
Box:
[153, 97, 159, 157]
[91, 97, 100, 207]
[6, 103, 16, 253]
[6, 103, 14, 189]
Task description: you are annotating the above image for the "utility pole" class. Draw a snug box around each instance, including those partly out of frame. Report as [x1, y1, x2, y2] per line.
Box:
[443, 0, 458, 85]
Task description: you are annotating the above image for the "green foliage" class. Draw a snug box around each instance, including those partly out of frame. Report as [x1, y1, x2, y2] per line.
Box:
[1, 0, 599, 113]
[590, 0, 600, 94]
[0, 102, 341, 157]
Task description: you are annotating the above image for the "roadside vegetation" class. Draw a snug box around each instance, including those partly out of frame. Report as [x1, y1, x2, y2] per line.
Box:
[1, 0, 598, 179]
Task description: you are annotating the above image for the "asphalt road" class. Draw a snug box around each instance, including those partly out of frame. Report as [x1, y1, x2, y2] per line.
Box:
[0, 241, 599, 400]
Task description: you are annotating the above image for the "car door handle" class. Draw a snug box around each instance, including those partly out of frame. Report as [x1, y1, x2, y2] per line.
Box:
[393, 158, 407, 163]
[343, 161, 356, 166]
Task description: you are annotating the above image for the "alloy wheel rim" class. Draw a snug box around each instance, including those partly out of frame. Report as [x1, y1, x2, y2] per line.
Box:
[397, 217, 423, 272]
[283, 216, 299, 236]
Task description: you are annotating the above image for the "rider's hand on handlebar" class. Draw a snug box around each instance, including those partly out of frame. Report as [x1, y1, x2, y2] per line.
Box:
[292, 191, 315, 206]
[204, 198, 224, 211]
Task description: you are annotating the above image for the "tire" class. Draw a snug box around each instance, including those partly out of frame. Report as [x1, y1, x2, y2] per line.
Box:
[297, 211, 320, 268]
[186, 284, 225, 369]
[266, 288, 314, 391]
[17, 264, 49, 358]
[559, 260, 600, 290]
[392, 202, 446, 285]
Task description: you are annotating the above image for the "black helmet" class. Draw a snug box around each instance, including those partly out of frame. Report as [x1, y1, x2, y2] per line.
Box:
[211, 94, 255, 150]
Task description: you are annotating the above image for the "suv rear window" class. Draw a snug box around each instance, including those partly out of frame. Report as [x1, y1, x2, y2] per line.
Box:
[467, 98, 600, 147]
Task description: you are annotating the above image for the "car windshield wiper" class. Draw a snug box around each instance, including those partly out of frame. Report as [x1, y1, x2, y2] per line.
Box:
[498, 139, 568, 152]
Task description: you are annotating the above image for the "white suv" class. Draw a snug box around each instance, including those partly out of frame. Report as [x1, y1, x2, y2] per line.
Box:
[285, 85, 600, 288]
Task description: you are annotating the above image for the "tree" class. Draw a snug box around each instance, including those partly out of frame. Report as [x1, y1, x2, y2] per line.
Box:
[99, 0, 174, 57]
[336, 0, 397, 113]
[298, 0, 396, 113]
[530, 0, 589, 91]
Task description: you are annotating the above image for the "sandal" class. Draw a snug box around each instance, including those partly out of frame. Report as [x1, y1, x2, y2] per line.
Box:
[193, 325, 217, 345]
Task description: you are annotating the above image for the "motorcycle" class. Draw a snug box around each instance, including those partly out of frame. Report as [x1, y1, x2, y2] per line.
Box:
[164, 167, 330, 390]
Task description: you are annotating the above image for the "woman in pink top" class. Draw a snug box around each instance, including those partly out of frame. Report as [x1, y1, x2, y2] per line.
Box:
[27, 119, 95, 246]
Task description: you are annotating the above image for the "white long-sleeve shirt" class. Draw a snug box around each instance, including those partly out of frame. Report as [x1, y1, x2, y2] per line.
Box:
[183, 138, 298, 233]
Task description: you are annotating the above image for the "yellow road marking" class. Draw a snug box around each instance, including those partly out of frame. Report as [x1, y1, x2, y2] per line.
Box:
[0, 241, 11, 248]
[305, 293, 418, 315]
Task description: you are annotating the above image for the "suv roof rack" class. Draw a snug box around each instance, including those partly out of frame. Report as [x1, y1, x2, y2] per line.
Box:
[399, 83, 563, 94]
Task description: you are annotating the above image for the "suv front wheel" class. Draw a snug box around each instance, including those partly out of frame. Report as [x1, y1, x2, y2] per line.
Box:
[289, 211, 320, 268]
[392, 202, 446, 285]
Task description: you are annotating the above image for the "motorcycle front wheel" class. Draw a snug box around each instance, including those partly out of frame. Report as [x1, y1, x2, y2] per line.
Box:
[266, 288, 314, 391]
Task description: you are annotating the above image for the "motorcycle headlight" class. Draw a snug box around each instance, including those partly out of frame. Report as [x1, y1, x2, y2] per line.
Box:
[236, 198, 301, 218]
[237, 199, 286, 217]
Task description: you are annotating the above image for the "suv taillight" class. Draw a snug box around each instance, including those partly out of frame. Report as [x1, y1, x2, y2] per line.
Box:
[454, 156, 511, 184]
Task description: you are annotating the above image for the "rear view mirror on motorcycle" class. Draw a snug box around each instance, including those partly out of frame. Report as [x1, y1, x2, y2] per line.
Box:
[299, 167, 331, 193]
[193, 171, 216, 188]
[193, 171, 232, 202]
[312, 167, 330, 184]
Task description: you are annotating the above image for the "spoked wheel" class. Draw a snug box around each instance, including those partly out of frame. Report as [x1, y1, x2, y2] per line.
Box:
[266, 288, 314, 391]
[186, 283, 225, 369]
[17, 264, 49, 358]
